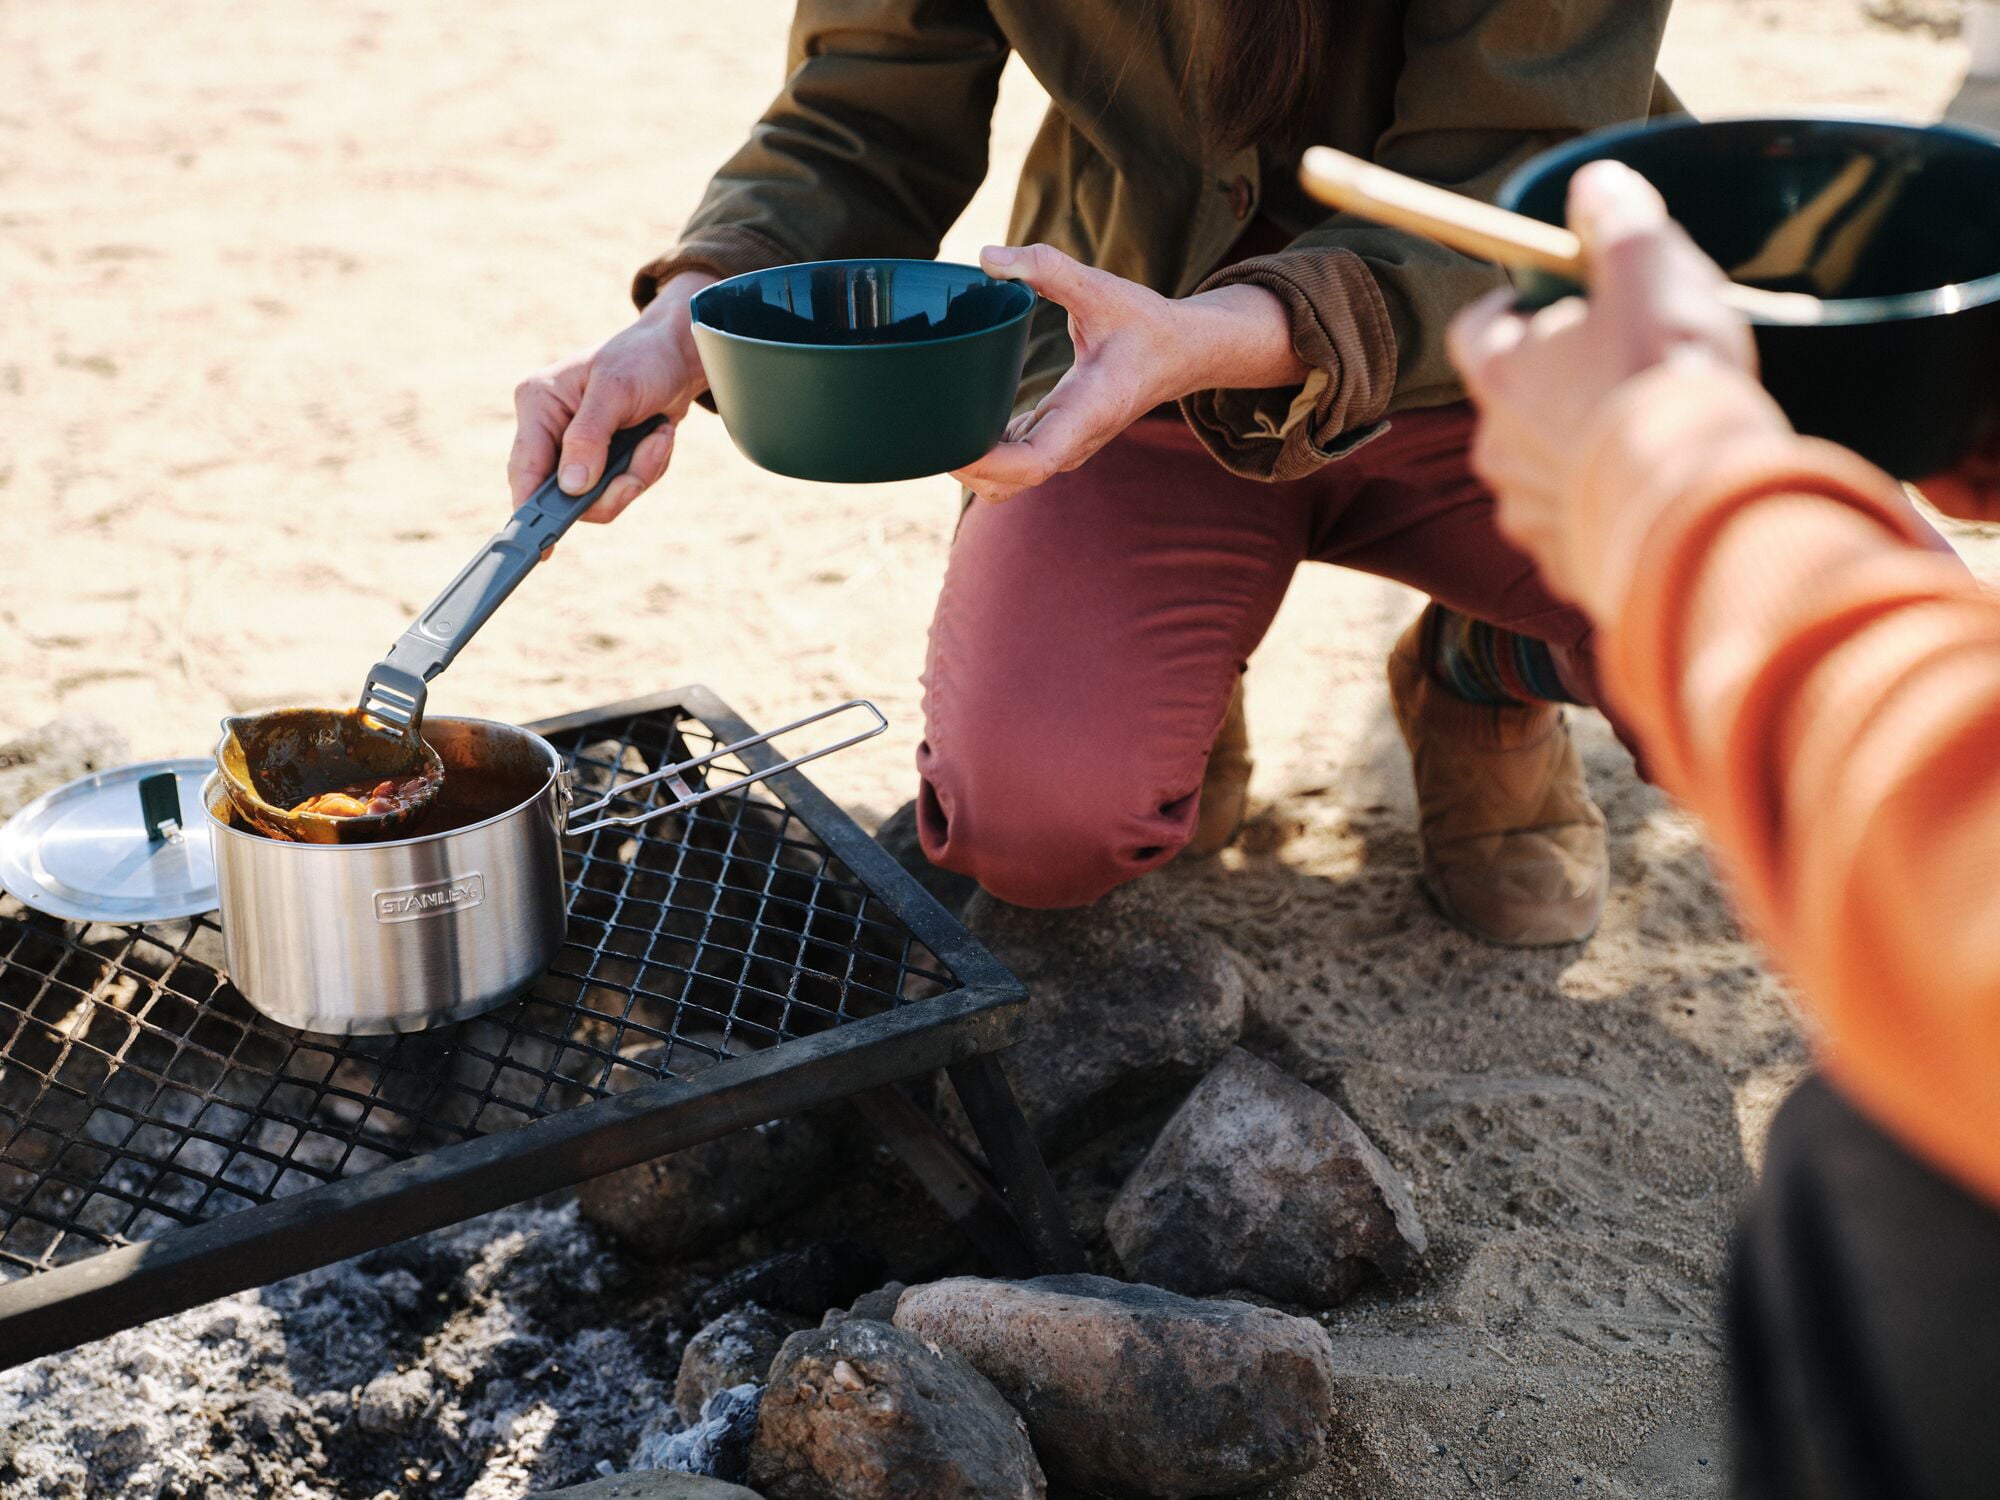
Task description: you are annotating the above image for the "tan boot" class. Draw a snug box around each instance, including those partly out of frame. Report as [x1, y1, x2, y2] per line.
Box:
[1186, 675, 1252, 857]
[1387, 618, 1608, 947]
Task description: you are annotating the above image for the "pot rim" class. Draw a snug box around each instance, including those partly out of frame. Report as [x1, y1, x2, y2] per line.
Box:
[201, 715, 561, 852]
[689, 257, 1039, 352]
[1500, 113, 2000, 328]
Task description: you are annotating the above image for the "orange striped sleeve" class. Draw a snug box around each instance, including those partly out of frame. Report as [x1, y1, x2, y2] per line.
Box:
[1572, 366, 2000, 1204]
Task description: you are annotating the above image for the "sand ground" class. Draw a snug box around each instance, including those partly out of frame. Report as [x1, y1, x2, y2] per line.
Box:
[2, 2, 1994, 1495]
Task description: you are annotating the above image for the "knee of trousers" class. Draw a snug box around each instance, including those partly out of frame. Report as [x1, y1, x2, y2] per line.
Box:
[914, 735, 1191, 910]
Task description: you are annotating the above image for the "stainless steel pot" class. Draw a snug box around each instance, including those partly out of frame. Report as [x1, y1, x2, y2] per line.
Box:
[203, 717, 564, 1034]
[201, 702, 884, 1036]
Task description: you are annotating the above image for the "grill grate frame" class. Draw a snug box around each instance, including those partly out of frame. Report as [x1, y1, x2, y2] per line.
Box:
[0, 688, 1026, 1362]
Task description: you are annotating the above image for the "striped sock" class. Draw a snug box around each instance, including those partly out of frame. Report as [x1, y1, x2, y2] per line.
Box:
[1422, 606, 1583, 707]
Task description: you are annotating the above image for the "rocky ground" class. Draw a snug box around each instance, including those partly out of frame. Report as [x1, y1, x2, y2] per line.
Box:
[4, 1, 1999, 1497]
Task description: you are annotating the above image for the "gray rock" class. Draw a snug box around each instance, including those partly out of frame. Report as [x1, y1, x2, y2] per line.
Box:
[676, 1306, 803, 1426]
[0, 719, 129, 814]
[632, 1384, 765, 1486]
[894, 1273, 1336, 1499]
[955, 883, 1247, 1156]
[693, 1242, 885, 1325]
[821, 1282, 906, 1328]
[1106, 1049, 1427, 1306]
[225, 1387, 322, 1464]
[748, 1319, 1044, 1500]
[572, 739, 653, 798]
[353, 1366, 434, 1432]
[530, 1472, 764, 1500]
[576, 1102, 839, 1261]
[872, 800, 979, 916]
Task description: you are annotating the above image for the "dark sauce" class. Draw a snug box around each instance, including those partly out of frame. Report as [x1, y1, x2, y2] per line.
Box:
[223, 707, 439, 811]
[219, 759, 550, 842]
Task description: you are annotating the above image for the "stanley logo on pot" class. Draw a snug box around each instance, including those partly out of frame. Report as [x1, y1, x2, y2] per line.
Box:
[373, 872, 485, 924]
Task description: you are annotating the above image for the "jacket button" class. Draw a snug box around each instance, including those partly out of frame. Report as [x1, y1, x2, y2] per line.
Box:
[1227, 175, 1254, 220]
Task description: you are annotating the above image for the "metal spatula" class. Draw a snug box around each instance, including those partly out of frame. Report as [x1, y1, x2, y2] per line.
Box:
[218, 416, 665, 843]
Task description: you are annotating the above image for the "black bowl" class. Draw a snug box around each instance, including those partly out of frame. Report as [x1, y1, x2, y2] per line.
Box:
[1500, 116, 2000, 478]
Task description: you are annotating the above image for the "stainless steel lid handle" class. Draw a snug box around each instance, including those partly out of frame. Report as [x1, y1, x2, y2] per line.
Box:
[564, 700, 889, 837]
[359, 416, 668, 732]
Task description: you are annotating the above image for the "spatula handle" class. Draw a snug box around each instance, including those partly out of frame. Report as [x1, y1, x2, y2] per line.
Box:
[373, 415, 667, 693]
[1297, 146, 1819, 326]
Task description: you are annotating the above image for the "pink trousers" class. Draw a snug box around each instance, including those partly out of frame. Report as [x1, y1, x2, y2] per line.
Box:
[915, 404, 1599, 909]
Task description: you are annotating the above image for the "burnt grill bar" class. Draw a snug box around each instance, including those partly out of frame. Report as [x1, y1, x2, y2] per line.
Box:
[0, 687, 1079, 1367]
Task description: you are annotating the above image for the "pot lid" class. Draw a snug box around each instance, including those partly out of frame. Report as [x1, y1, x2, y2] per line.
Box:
[0, 759, 218, 924]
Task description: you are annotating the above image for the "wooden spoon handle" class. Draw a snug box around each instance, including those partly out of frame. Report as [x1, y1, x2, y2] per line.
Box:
[1300, 146, 1586, 278]
[1297, 146, 1819, 326]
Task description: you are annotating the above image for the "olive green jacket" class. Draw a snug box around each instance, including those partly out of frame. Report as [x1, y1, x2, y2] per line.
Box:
[637, 0, 1678, 481]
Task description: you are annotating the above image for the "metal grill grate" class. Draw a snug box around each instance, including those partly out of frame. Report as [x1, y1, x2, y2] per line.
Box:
[0, 698, 959, 1283]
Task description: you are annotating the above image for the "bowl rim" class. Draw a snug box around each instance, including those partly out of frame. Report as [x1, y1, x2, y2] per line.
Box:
[1499, 113, 2000, 327]
[689, 257, 1040, 351]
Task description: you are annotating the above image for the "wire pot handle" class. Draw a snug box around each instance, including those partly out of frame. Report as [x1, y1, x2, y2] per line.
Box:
[563, 699, 888, 836]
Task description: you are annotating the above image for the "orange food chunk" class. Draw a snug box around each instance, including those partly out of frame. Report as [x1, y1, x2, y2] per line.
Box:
[292, 792, 371, 819]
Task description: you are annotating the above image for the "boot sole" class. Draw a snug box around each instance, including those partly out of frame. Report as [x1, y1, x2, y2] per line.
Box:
[1417, 874, 1604, 950]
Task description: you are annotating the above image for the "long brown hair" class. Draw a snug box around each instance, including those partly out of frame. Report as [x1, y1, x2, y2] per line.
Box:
[1202, 0, 1327, 152]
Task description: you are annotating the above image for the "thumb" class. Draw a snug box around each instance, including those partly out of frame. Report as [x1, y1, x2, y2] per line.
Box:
[556, 375, 633, 496]
[1570, 159, 1734, 370]
[1569, 159, 1670, 244]
[980, 242, 1104, 309]
[1569, 160, 1675, 314]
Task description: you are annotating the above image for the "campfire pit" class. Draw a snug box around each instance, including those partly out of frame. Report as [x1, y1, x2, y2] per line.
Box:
[0, 687, 1080, 1367]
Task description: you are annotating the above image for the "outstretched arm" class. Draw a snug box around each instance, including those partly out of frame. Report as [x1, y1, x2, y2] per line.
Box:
[1450, 162, 2000, 1205]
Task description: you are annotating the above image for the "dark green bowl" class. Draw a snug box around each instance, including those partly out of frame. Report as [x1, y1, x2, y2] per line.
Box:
[1500, 117, 2000, 478]
[690, 259, 1036, 484]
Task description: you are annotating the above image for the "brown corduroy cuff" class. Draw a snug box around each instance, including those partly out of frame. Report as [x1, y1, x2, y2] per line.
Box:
[1178, 248, 1399, 483]
[631, 223, 797, 310]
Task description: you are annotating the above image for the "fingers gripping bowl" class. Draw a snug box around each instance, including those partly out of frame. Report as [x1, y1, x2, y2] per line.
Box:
[690, 260, 1036, 484]
[1499, 116, 2000, 479]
